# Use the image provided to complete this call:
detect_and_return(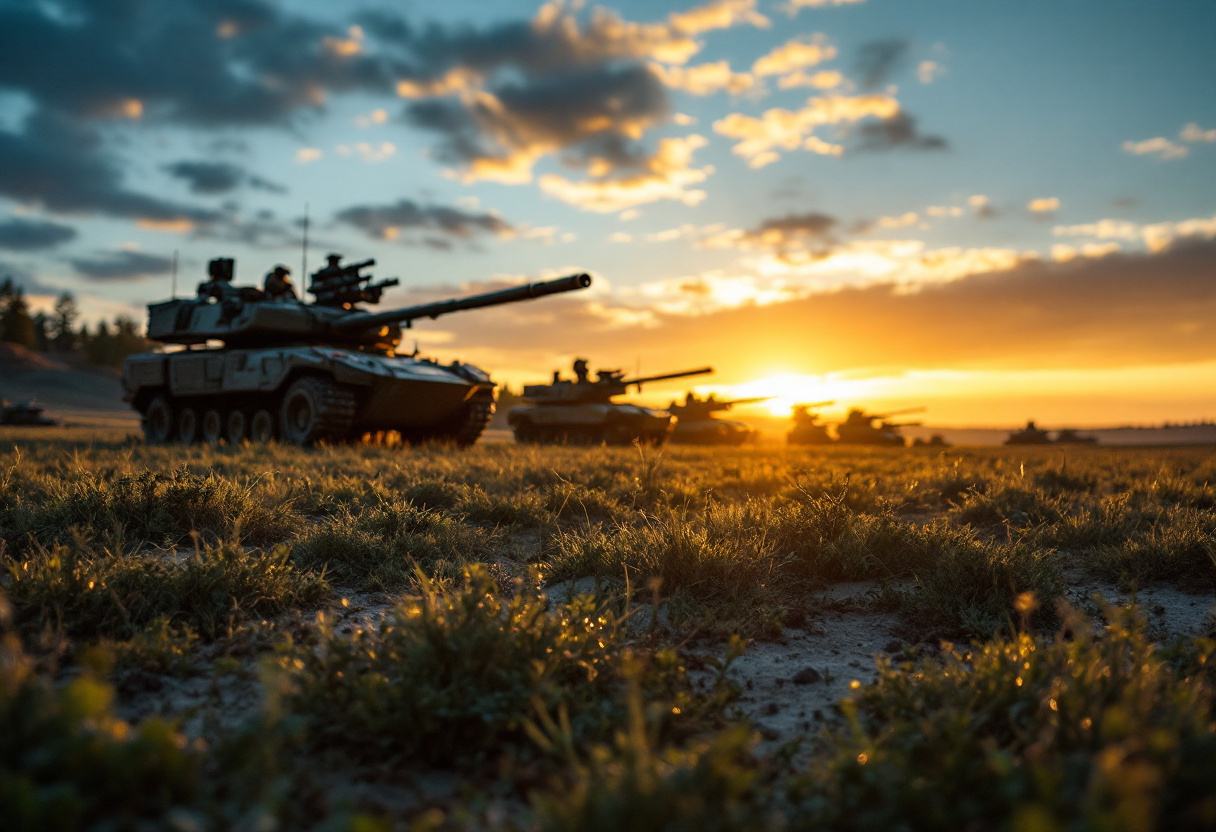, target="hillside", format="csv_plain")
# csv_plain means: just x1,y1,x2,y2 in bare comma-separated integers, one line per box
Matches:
0,343,137,426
